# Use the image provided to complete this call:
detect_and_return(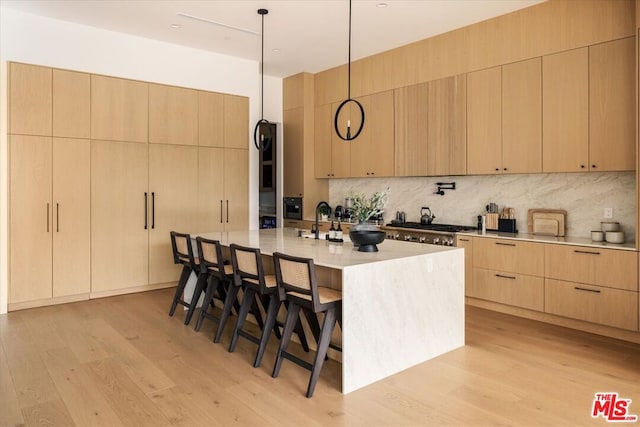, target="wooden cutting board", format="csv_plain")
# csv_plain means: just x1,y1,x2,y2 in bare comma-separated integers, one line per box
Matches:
527,209,567,236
